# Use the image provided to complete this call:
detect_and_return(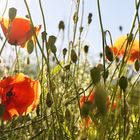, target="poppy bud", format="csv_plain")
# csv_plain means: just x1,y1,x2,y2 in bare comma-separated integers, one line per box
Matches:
65,108,71,121
94,85,107,115
0,104,5,117
105,45,113,62
134,59,140,72
64,64,70,71
71,49,77,63
46,92,53,108
84,45,89,54
58,20,65,30
27,39,34,54
63,48,67,56
73,11,78,24
27,57,30,65
99,53,103,58
9,7,17,22
48,35,57,46
41,31,47,41
50,45,57,54
90,67,101,85
119,76,128,92
81,102,92,117
79,26,83,33
119,26,123,32
88,13,92,24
